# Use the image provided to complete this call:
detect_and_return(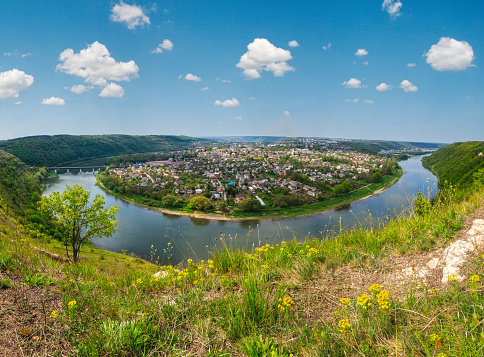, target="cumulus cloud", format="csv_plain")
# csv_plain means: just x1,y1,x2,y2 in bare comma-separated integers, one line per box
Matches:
344,98,359,103
288,40,299,48
152,39,173,54
14,101,22,105
407,63,416,67
342,78,362,88
375,83,392,91
323,43,332,50
42,97,65,105
4,50,31,58
56,41,139,87
362,61,369,65
110,2,150,30
0,69,34,99
70,84,89,94
236,38,294,79
215,98,240,107
382,0,402,17
99,83,125,98
364,100,374,104
200,87,209,91
425,37,475,71
355,48,368,57
184,73,201,82
230,116,242,120
400,80,418,92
